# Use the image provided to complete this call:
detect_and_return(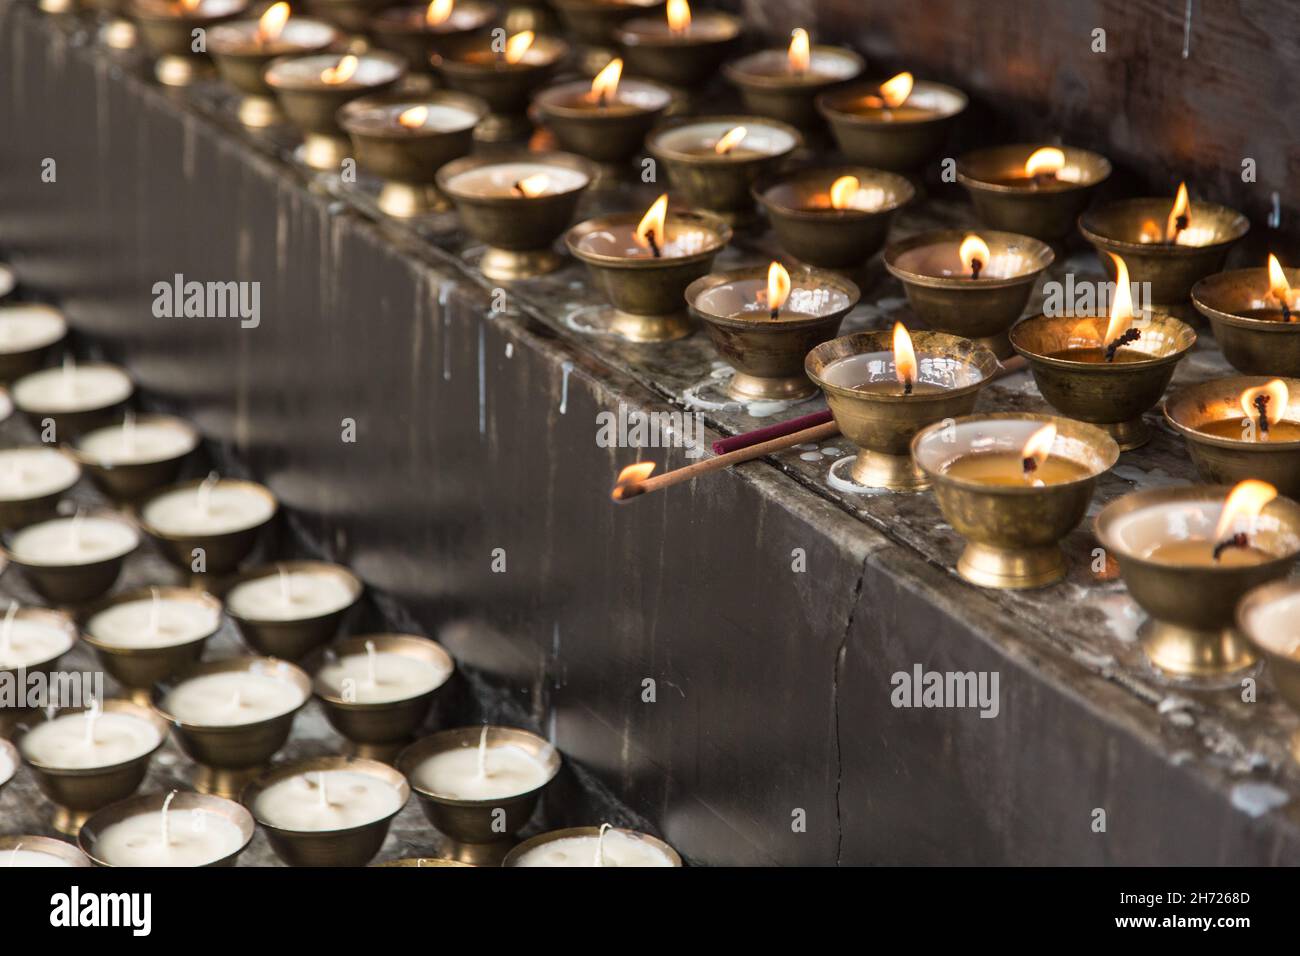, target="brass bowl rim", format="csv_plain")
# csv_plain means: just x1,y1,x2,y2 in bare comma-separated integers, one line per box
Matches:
685,264,860,331
16,698,170,776
955,142,1112,193
219,559,363,625
815,78,968,127
433,35,569,75
0,302,68,358
0,606,78,678
78,790,256,867
241,754,411,836
722,44,864,91
805,329,1000,404
532,76,674,121
1192,267,1300,331
0,442,82,500
1078,197,1250,255
1095,484,1300,569
396,725,561,807
645,113,804,165
369,0,497,33
1009,311,1197,371
551,0,662,10
615,8,740,45
150,654,312,731
69,412,200,469
12,360,135,416
502,825,683,867
1236,577,1300,661
338,89,489,138
912,412,1119,493
436,149,597,201
0,833,92,866
0,507,141,570
207,16,340,56
883,229,1056,290
565,210,732,270
132,476,280,543
264,49,409,92
752,164,916,221
312,632,455,707
127,0,248,24
371,856,475,866
1164,375,1300,451
78,584,224,657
